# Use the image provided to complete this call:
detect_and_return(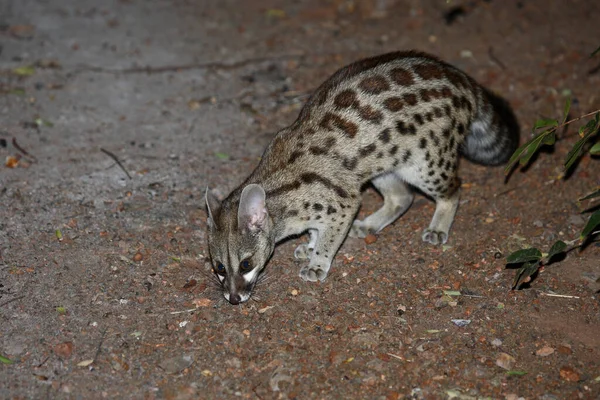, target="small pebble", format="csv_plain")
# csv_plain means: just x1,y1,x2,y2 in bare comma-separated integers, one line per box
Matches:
364,234,377,244
133,252,143,262
291,289,299,296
